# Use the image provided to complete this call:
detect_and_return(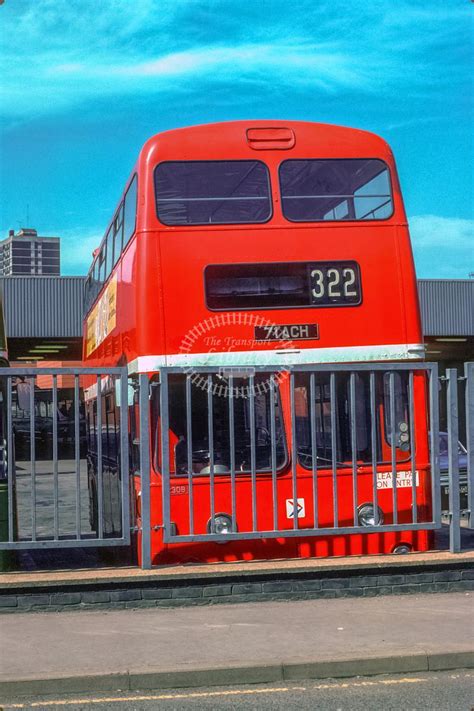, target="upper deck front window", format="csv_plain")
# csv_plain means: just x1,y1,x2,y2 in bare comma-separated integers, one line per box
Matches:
154,160,272,226
279,159,393,222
